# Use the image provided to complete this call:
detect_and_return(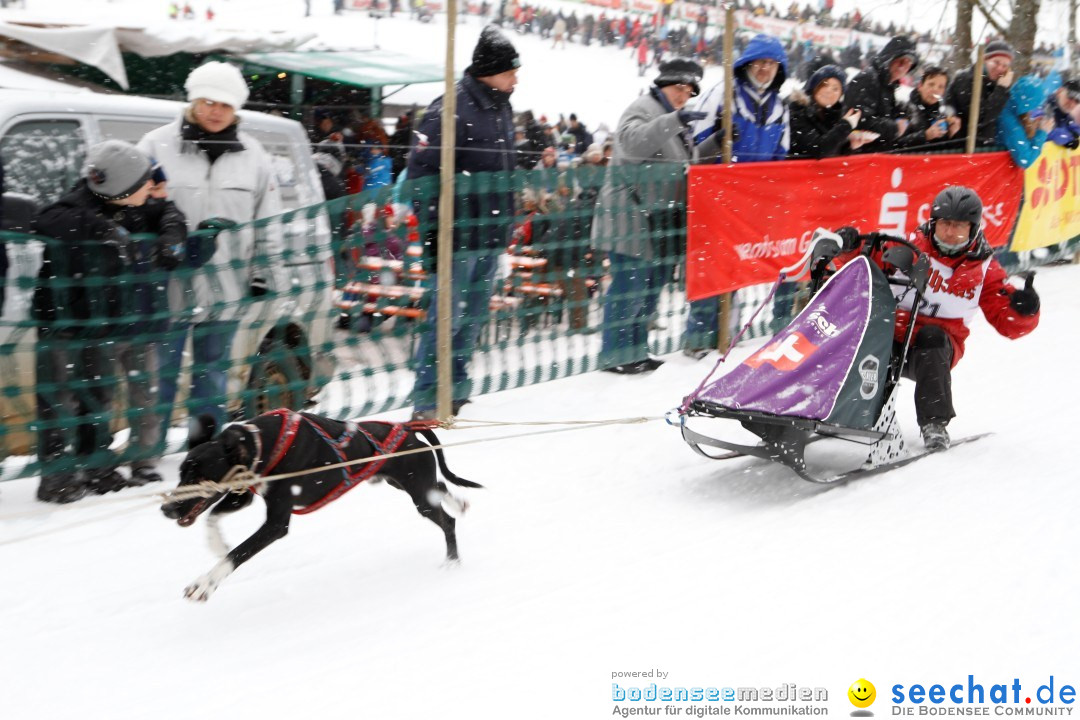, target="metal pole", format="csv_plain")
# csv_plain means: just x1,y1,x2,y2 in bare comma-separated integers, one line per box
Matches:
965,44,985,154
717,3,735,352
436,0,458,422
